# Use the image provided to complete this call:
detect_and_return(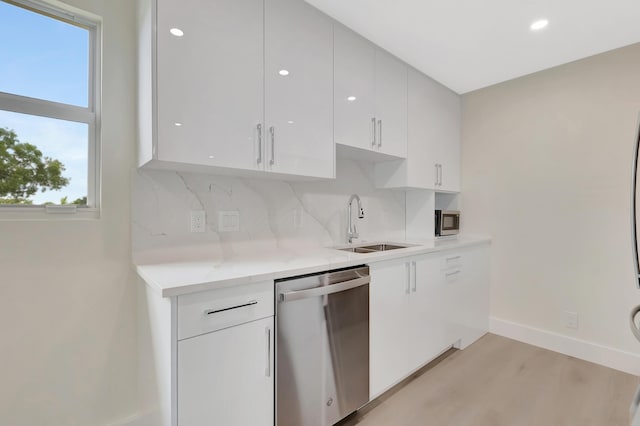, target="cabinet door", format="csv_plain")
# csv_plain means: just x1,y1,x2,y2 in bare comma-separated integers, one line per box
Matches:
156,0,264,170
443,247,490,349
178,317,274,426
456,247,490,348
334,25,376,151
407,254,449,372
265,0,334,178
374,49,408,158
432,82,461,192
407,68,439,189
369,259,411,398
